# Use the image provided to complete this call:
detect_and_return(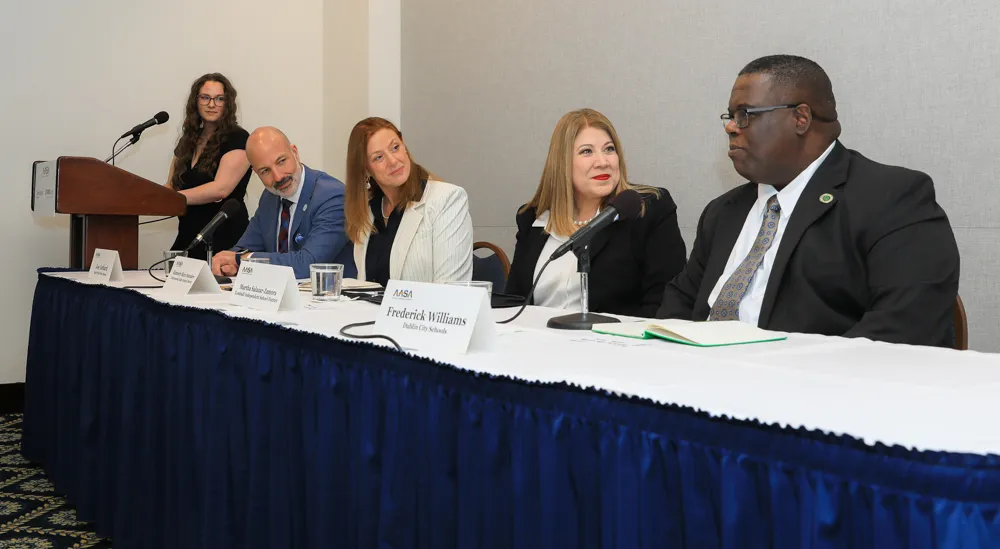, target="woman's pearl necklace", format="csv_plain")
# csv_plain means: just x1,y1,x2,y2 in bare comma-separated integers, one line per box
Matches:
381,195,393,221
573,208,601,227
